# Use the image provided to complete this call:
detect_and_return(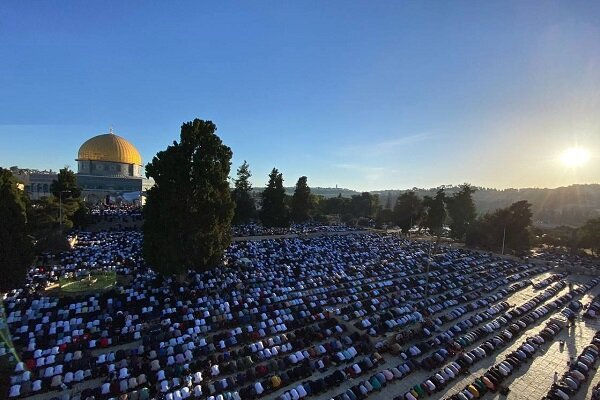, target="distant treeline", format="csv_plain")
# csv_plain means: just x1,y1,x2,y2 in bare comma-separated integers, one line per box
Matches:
252,184,600,227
